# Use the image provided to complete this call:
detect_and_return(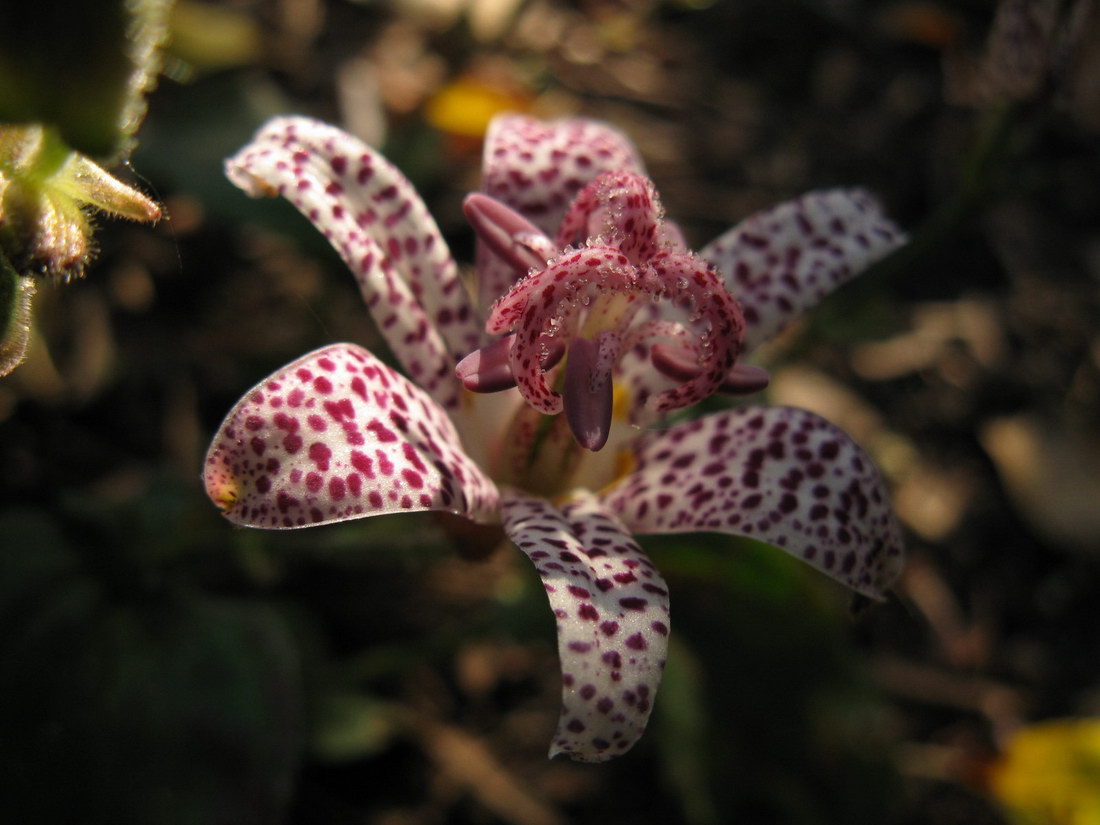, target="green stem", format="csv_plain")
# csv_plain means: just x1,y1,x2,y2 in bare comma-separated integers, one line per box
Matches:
0,247,37,377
